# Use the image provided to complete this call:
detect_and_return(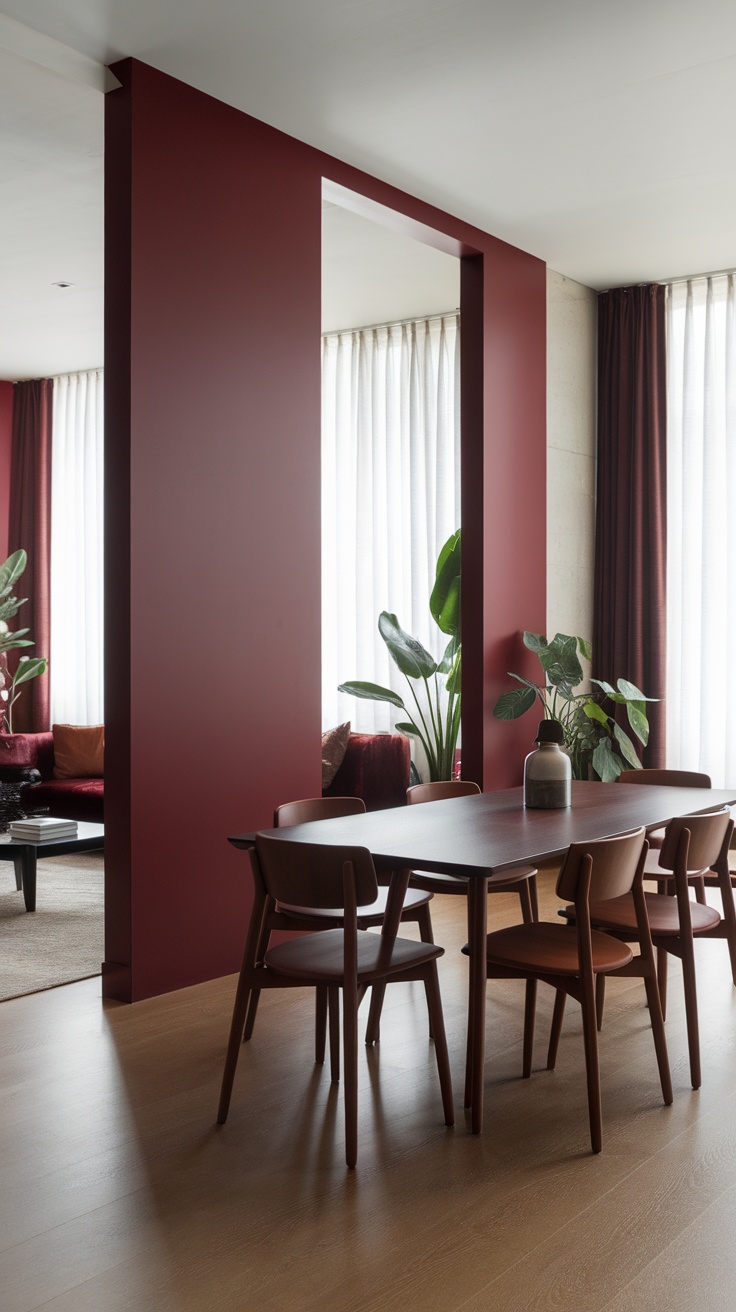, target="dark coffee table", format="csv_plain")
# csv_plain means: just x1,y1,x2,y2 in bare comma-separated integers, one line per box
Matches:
0,821,105,912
